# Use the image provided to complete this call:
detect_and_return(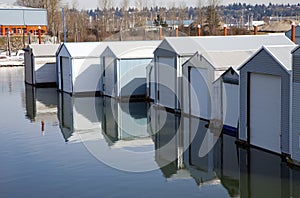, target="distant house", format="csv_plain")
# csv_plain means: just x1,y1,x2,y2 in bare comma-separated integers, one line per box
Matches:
285,25,300,44
238,45,295,155
101,40,160,98
56,42,107,95
0,3,47,35
24,44,59,87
